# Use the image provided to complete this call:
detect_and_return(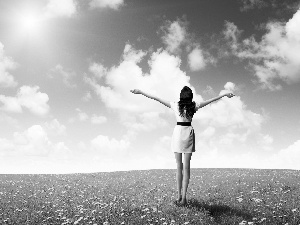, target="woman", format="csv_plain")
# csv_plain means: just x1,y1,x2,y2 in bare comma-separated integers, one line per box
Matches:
130,86,234,206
